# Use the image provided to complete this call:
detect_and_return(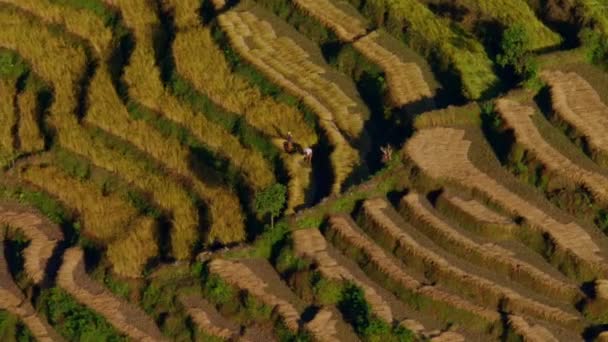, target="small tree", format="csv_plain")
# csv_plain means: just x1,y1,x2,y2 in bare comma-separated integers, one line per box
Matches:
497,25,539,86
254,183,287,229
